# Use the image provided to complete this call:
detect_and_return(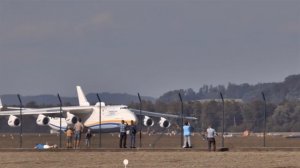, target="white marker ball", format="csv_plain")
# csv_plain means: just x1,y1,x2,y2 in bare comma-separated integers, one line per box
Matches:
123,159,129,165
